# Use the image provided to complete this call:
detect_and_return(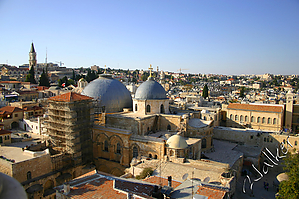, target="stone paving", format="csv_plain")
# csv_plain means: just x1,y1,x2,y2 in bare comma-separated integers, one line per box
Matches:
234,165,283,199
